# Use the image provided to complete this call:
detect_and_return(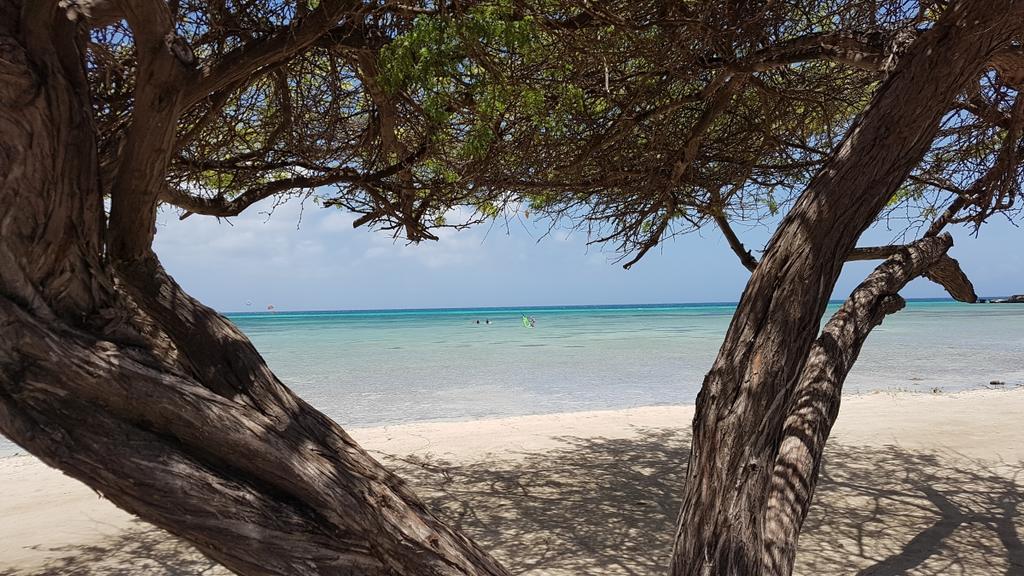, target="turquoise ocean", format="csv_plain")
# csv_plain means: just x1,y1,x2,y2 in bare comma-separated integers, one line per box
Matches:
1,300,1022,456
